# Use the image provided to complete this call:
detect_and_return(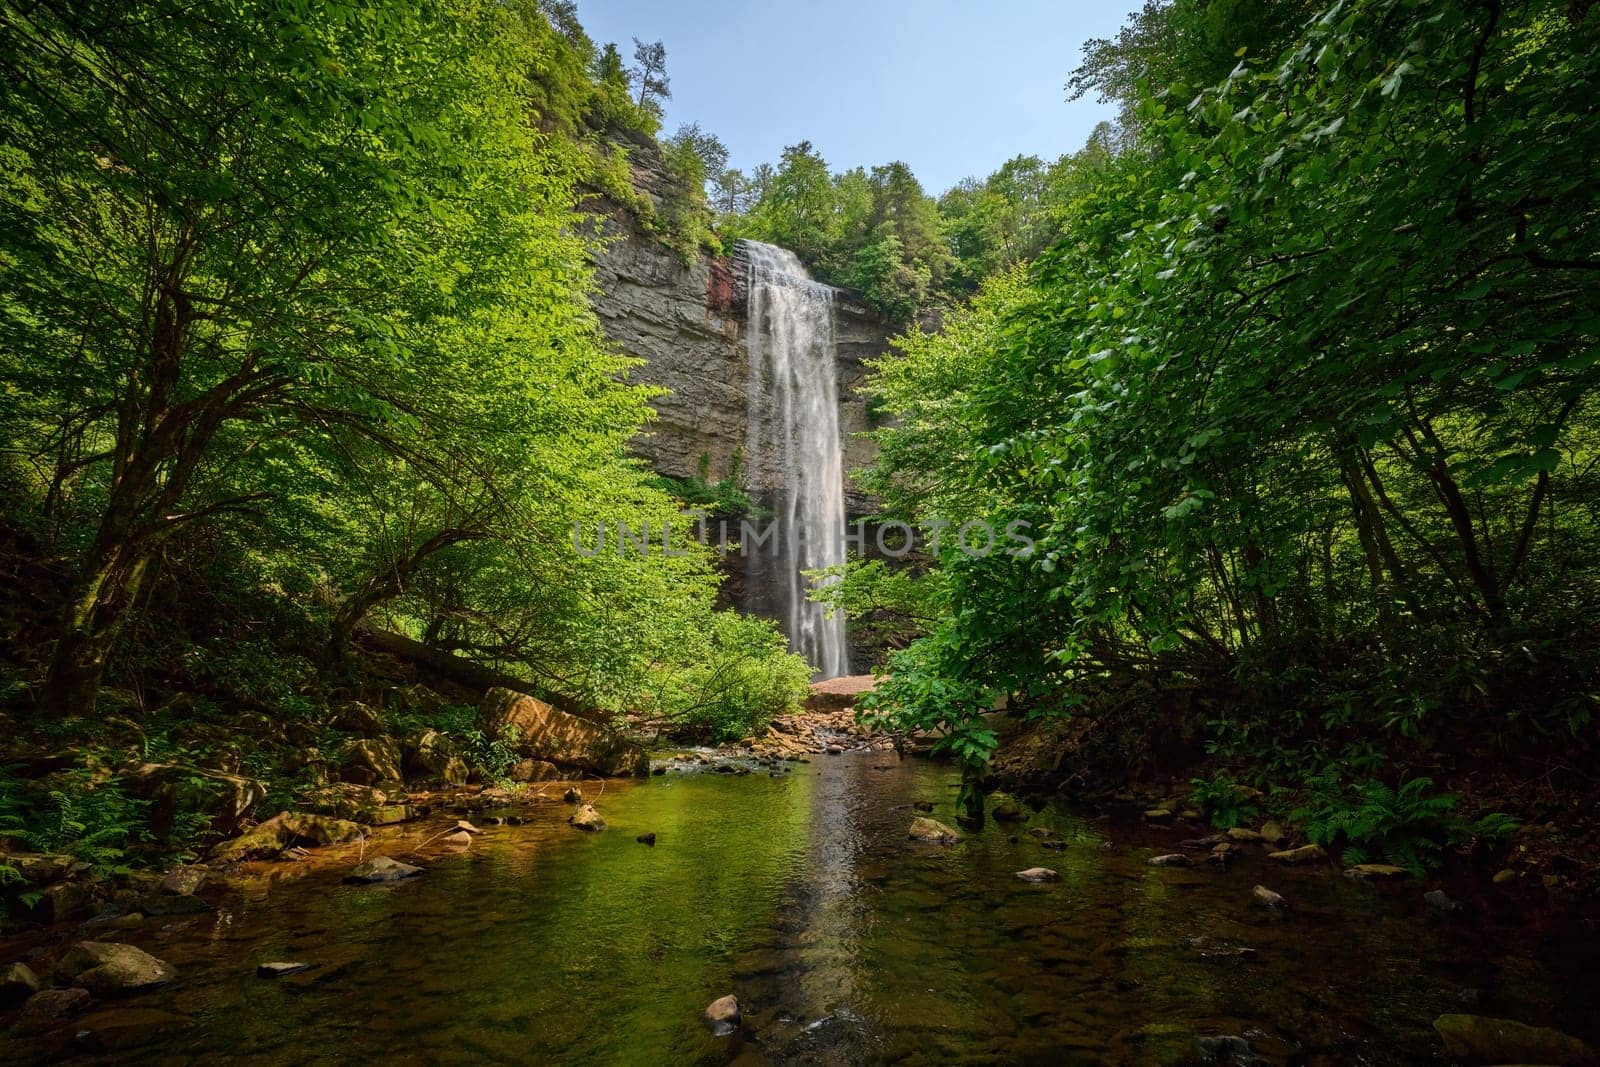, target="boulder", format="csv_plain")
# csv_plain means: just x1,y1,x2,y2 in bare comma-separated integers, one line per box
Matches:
1226,827,1262,842
337,737,404,786
56,942,178,994
257,961,312,978
511,758,562,783
563,786,584,805
477,688,647,777
159,867,206,896
210,811,367,863
304,782,413,826
1432,1013,1593,1065
702,993,741,1036
120,762,261,836
440,830,473,847
0,961,41,1006
403,729,468,786
1268,843,1326,865
1015,867,1060,883
1148,853,1190,867
568,805,606,832
908,817,961,845
1344,863,1410,881
343,856,423,884
991,797,1025,821
1143,808,1173,822
1259,820,1286,844
37,880,99,923
1252,885,1286,908
5,852,73,884
330,700,386,738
